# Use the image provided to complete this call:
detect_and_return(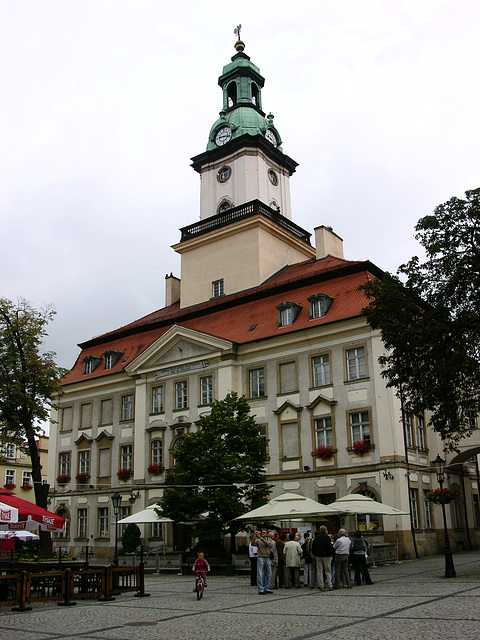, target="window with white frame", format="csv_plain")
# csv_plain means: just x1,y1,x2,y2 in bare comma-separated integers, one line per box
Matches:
5,469,15,485
98,507,109,537
277,302,301,327
409,488,419,529
424,491,433,529
249,367,265,398
417,415,426,450
120,444,133,470
22,471,32,487
152,521,164,539
212,279,224,297
349,411,370,444
78,450,90,474
5,443,15,459
312,354,330,387
308,294,333,319
152,386,164,413
315,417,333,447
151,440,163,466
200,375,213,405
346,346,367,381
175,380,188,409
122,394,134,421
77,508,88,539
103,350,122,371
404,414,414,448
59,452,71,476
